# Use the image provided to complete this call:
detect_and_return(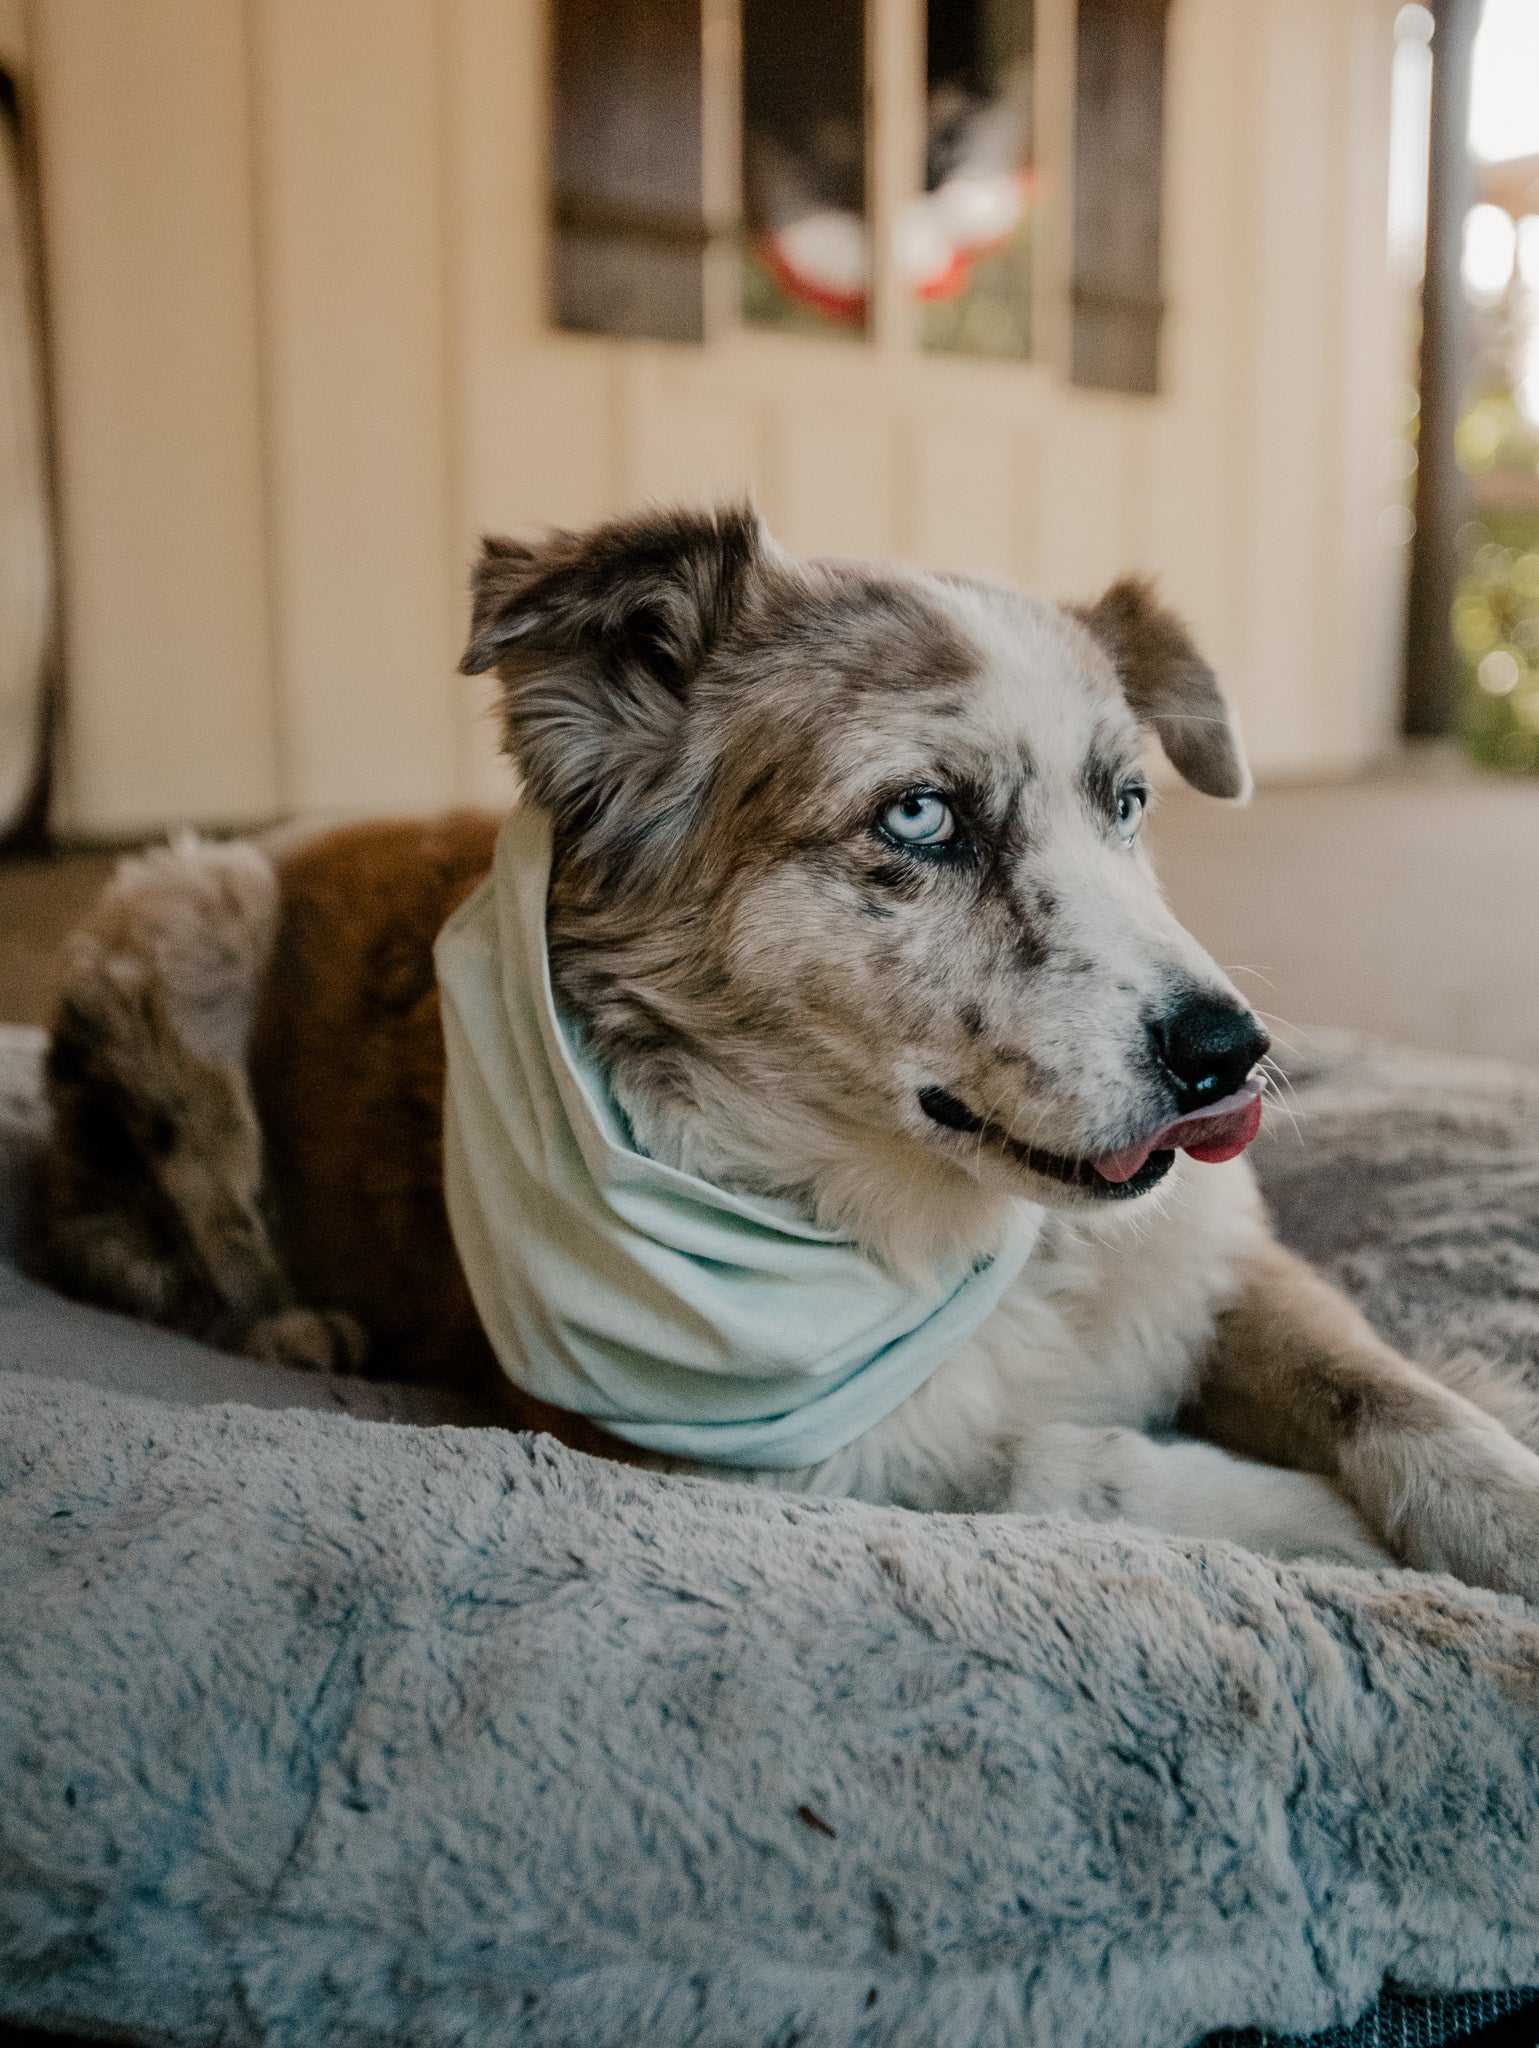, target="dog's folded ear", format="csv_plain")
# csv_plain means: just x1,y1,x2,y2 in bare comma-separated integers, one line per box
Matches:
1076,578,1251,802
460,504,767,854
461,505,764,682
